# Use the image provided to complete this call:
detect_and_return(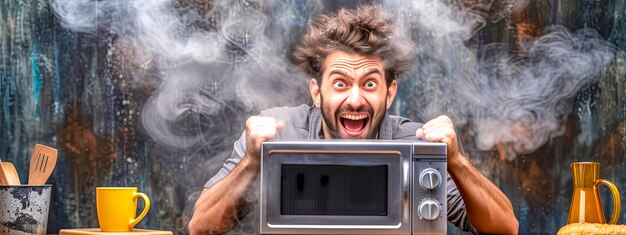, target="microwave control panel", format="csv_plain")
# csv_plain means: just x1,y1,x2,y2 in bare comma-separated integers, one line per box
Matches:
412,142,447,234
